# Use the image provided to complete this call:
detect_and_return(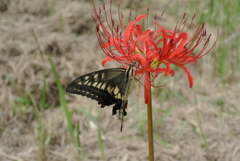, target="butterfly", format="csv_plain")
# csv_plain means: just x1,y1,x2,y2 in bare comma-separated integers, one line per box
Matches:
66,62,135,131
